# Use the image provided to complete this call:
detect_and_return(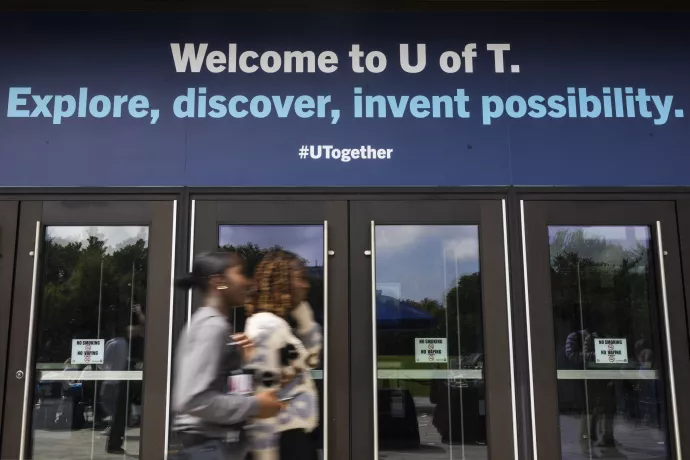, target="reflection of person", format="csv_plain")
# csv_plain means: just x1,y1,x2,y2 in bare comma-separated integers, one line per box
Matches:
172,252,283,459
101,330,128,454
564,311,622,457
244,250,323,460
